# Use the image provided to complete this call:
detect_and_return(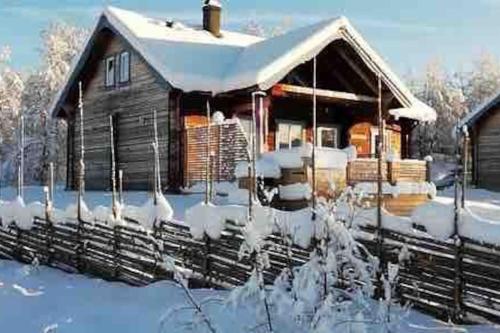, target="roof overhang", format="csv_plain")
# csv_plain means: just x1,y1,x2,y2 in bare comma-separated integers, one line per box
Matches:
49,6,436,123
